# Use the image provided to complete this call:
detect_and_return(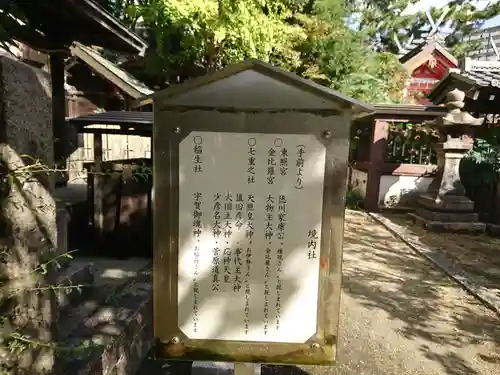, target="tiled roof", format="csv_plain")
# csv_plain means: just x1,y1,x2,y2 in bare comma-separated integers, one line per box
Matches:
460,70,500,87
428,59,500,104
460,59,500,87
